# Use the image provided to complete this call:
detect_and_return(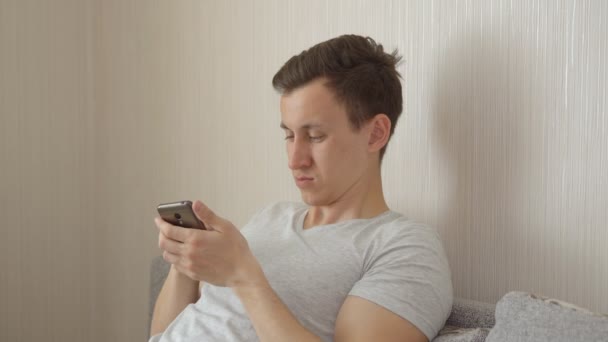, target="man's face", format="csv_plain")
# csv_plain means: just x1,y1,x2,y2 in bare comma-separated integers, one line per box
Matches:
280,78,372,206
